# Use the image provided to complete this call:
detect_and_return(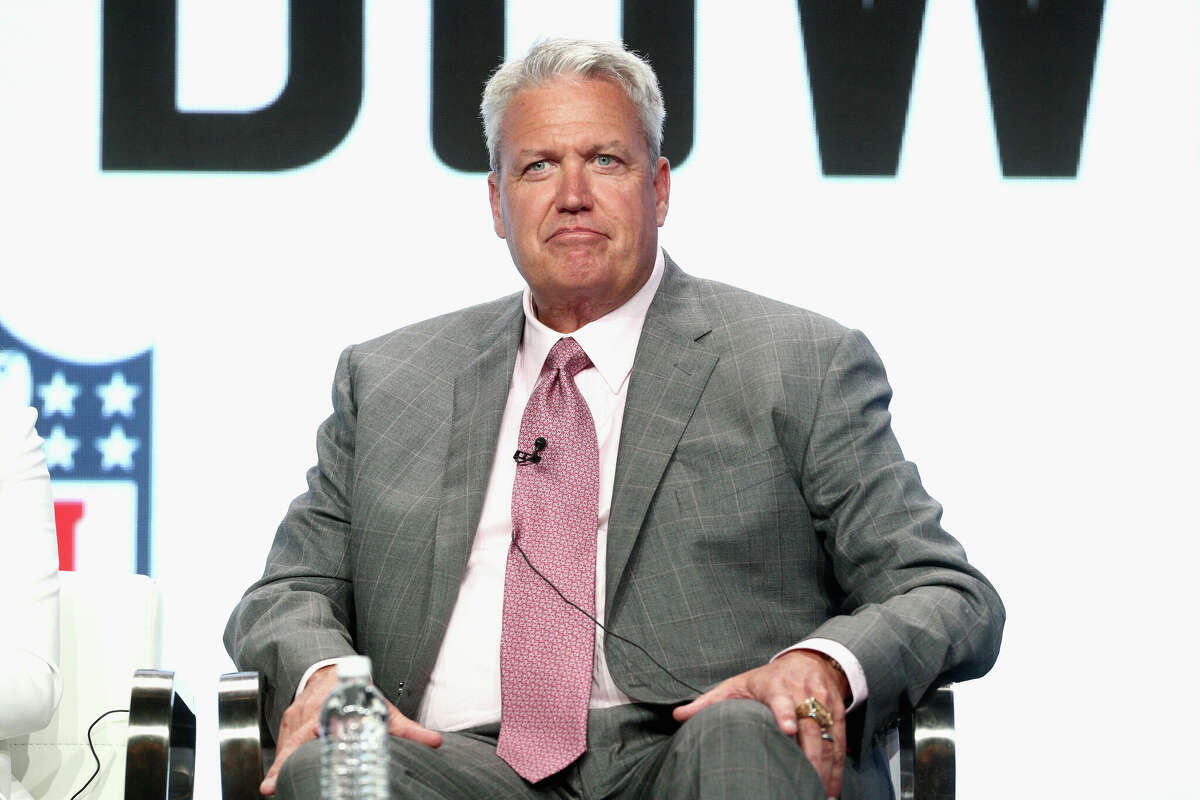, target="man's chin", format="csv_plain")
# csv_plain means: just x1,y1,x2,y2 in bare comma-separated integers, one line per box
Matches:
540,252,610,283
543,240,609,266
